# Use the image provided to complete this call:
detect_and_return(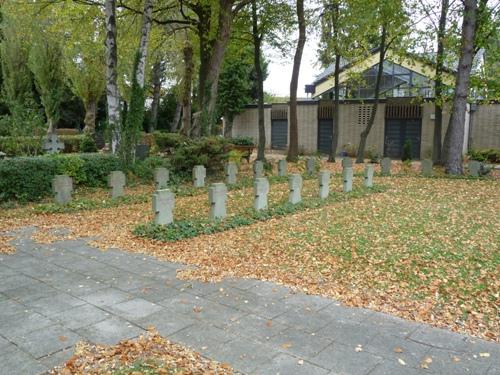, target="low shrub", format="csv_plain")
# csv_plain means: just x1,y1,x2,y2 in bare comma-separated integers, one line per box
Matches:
468,148,500,163
130,156,170,183
228,136,255,146
80,134,98,153
0,134,85,156
169,136,229,177
402,139,413,161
